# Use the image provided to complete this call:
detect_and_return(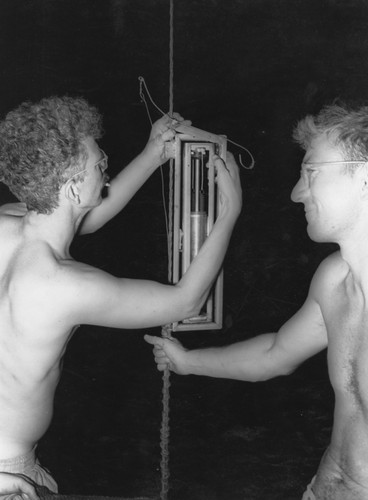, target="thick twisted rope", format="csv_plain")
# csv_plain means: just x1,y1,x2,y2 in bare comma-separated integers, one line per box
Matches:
159,1,174,500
